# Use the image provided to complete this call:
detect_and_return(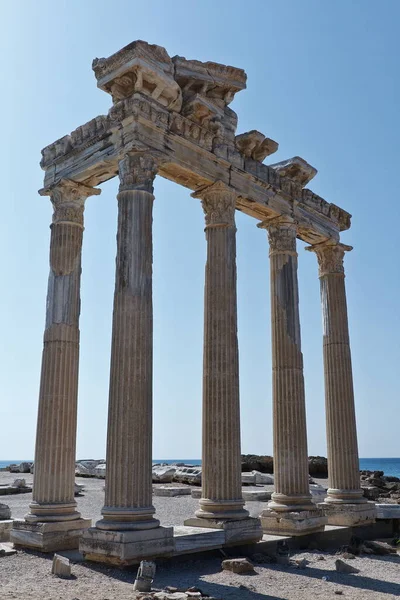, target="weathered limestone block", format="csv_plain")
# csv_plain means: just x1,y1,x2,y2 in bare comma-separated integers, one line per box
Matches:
152,465,176,483
0,504,11,519
0,521,13,543
235,130,278,161
93,40,182,110
153,487,191,497
173,467,201,486
270,156,317,187
222,558,255,574
52,554,72,578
